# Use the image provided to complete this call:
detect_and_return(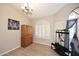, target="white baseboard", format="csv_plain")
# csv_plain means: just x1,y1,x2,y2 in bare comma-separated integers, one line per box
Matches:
0,46,20,56
33,41,51,46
